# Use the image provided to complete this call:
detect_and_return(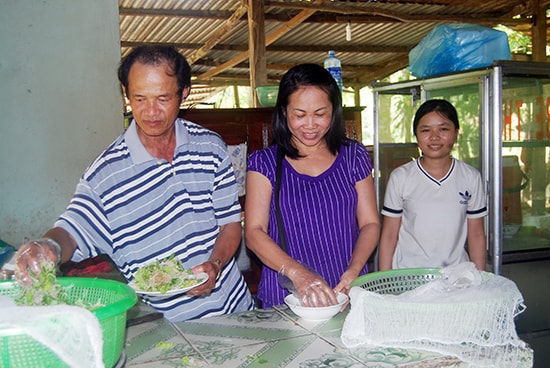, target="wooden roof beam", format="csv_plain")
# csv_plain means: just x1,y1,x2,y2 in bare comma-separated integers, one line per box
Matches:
120,5,532,28
121,41,411,54
186,3,248,65
263,0,533,24
197,0,330,80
